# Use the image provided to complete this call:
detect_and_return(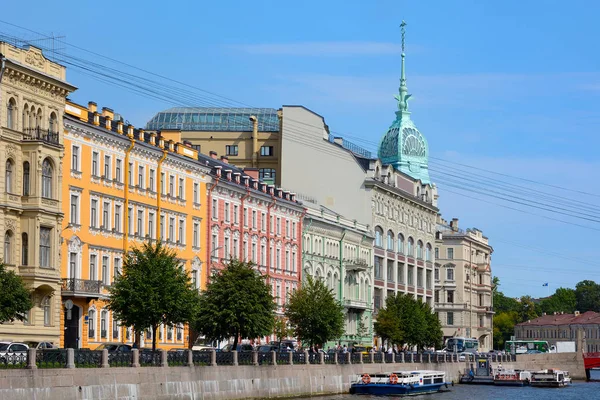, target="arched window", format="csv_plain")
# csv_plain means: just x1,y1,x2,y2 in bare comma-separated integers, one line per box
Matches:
49,112,58,133
7,98,16,130
23,162,30,196
42,159,53,198
29,105,36,130
5,159,14,193
21,233,28,266
386,230,394,251
426,243,432,261
42,296,51,326
4,230,13,264
397,234,405,254
417,240,424,259
36,107,43,129
100,310,108,338
407,237,414,256
374,226,383,247
88,309,96,338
